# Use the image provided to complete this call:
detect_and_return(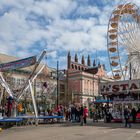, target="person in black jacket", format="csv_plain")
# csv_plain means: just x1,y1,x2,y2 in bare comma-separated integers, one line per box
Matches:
124,107,131,128
131,108,137,123
79,105,84,126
